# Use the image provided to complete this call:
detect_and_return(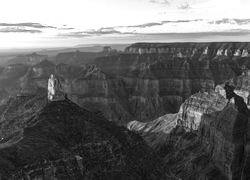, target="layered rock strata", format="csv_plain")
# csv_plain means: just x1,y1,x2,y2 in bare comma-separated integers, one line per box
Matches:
125,42,250,58
0,42,249,124
128,88,250,179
